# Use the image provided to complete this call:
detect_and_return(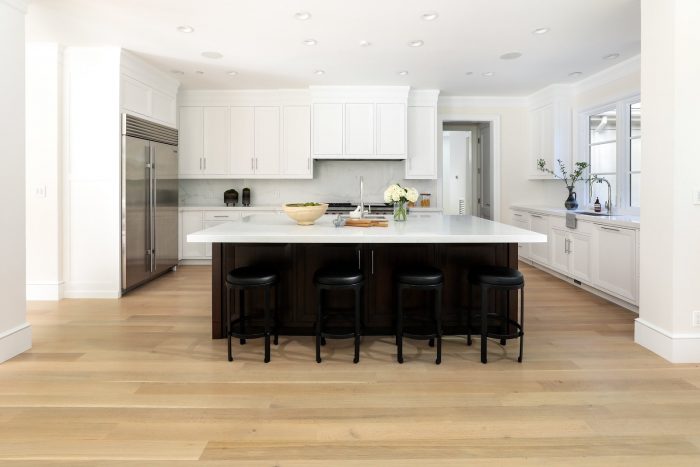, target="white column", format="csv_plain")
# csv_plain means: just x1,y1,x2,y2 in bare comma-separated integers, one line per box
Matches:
635,0,700,362
0,0,31,362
